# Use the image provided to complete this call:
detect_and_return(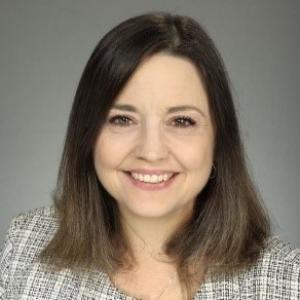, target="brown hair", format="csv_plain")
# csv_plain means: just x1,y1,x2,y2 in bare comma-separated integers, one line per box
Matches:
40,11,272,299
